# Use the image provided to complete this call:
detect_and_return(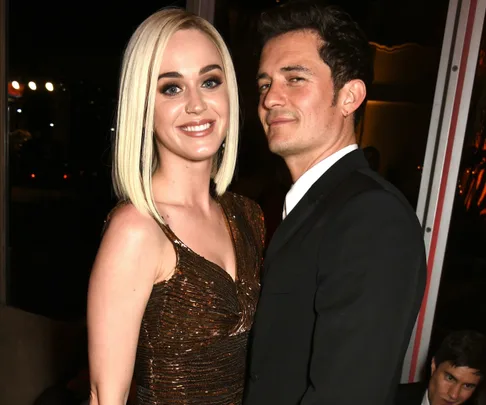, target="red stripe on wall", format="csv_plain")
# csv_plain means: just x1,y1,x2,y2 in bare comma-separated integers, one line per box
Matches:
408,0,478,381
